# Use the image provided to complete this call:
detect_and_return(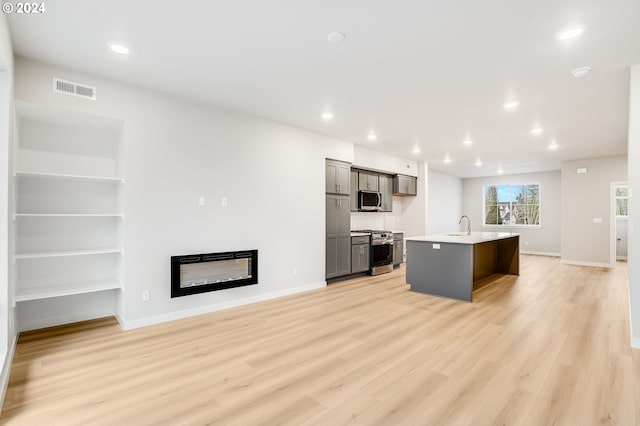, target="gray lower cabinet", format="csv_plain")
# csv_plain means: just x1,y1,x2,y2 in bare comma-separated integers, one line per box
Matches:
393,232,404,265
393,175,417,196
326,194,351,279
351,236,370,273
326,159,351,195
380,174,393,212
